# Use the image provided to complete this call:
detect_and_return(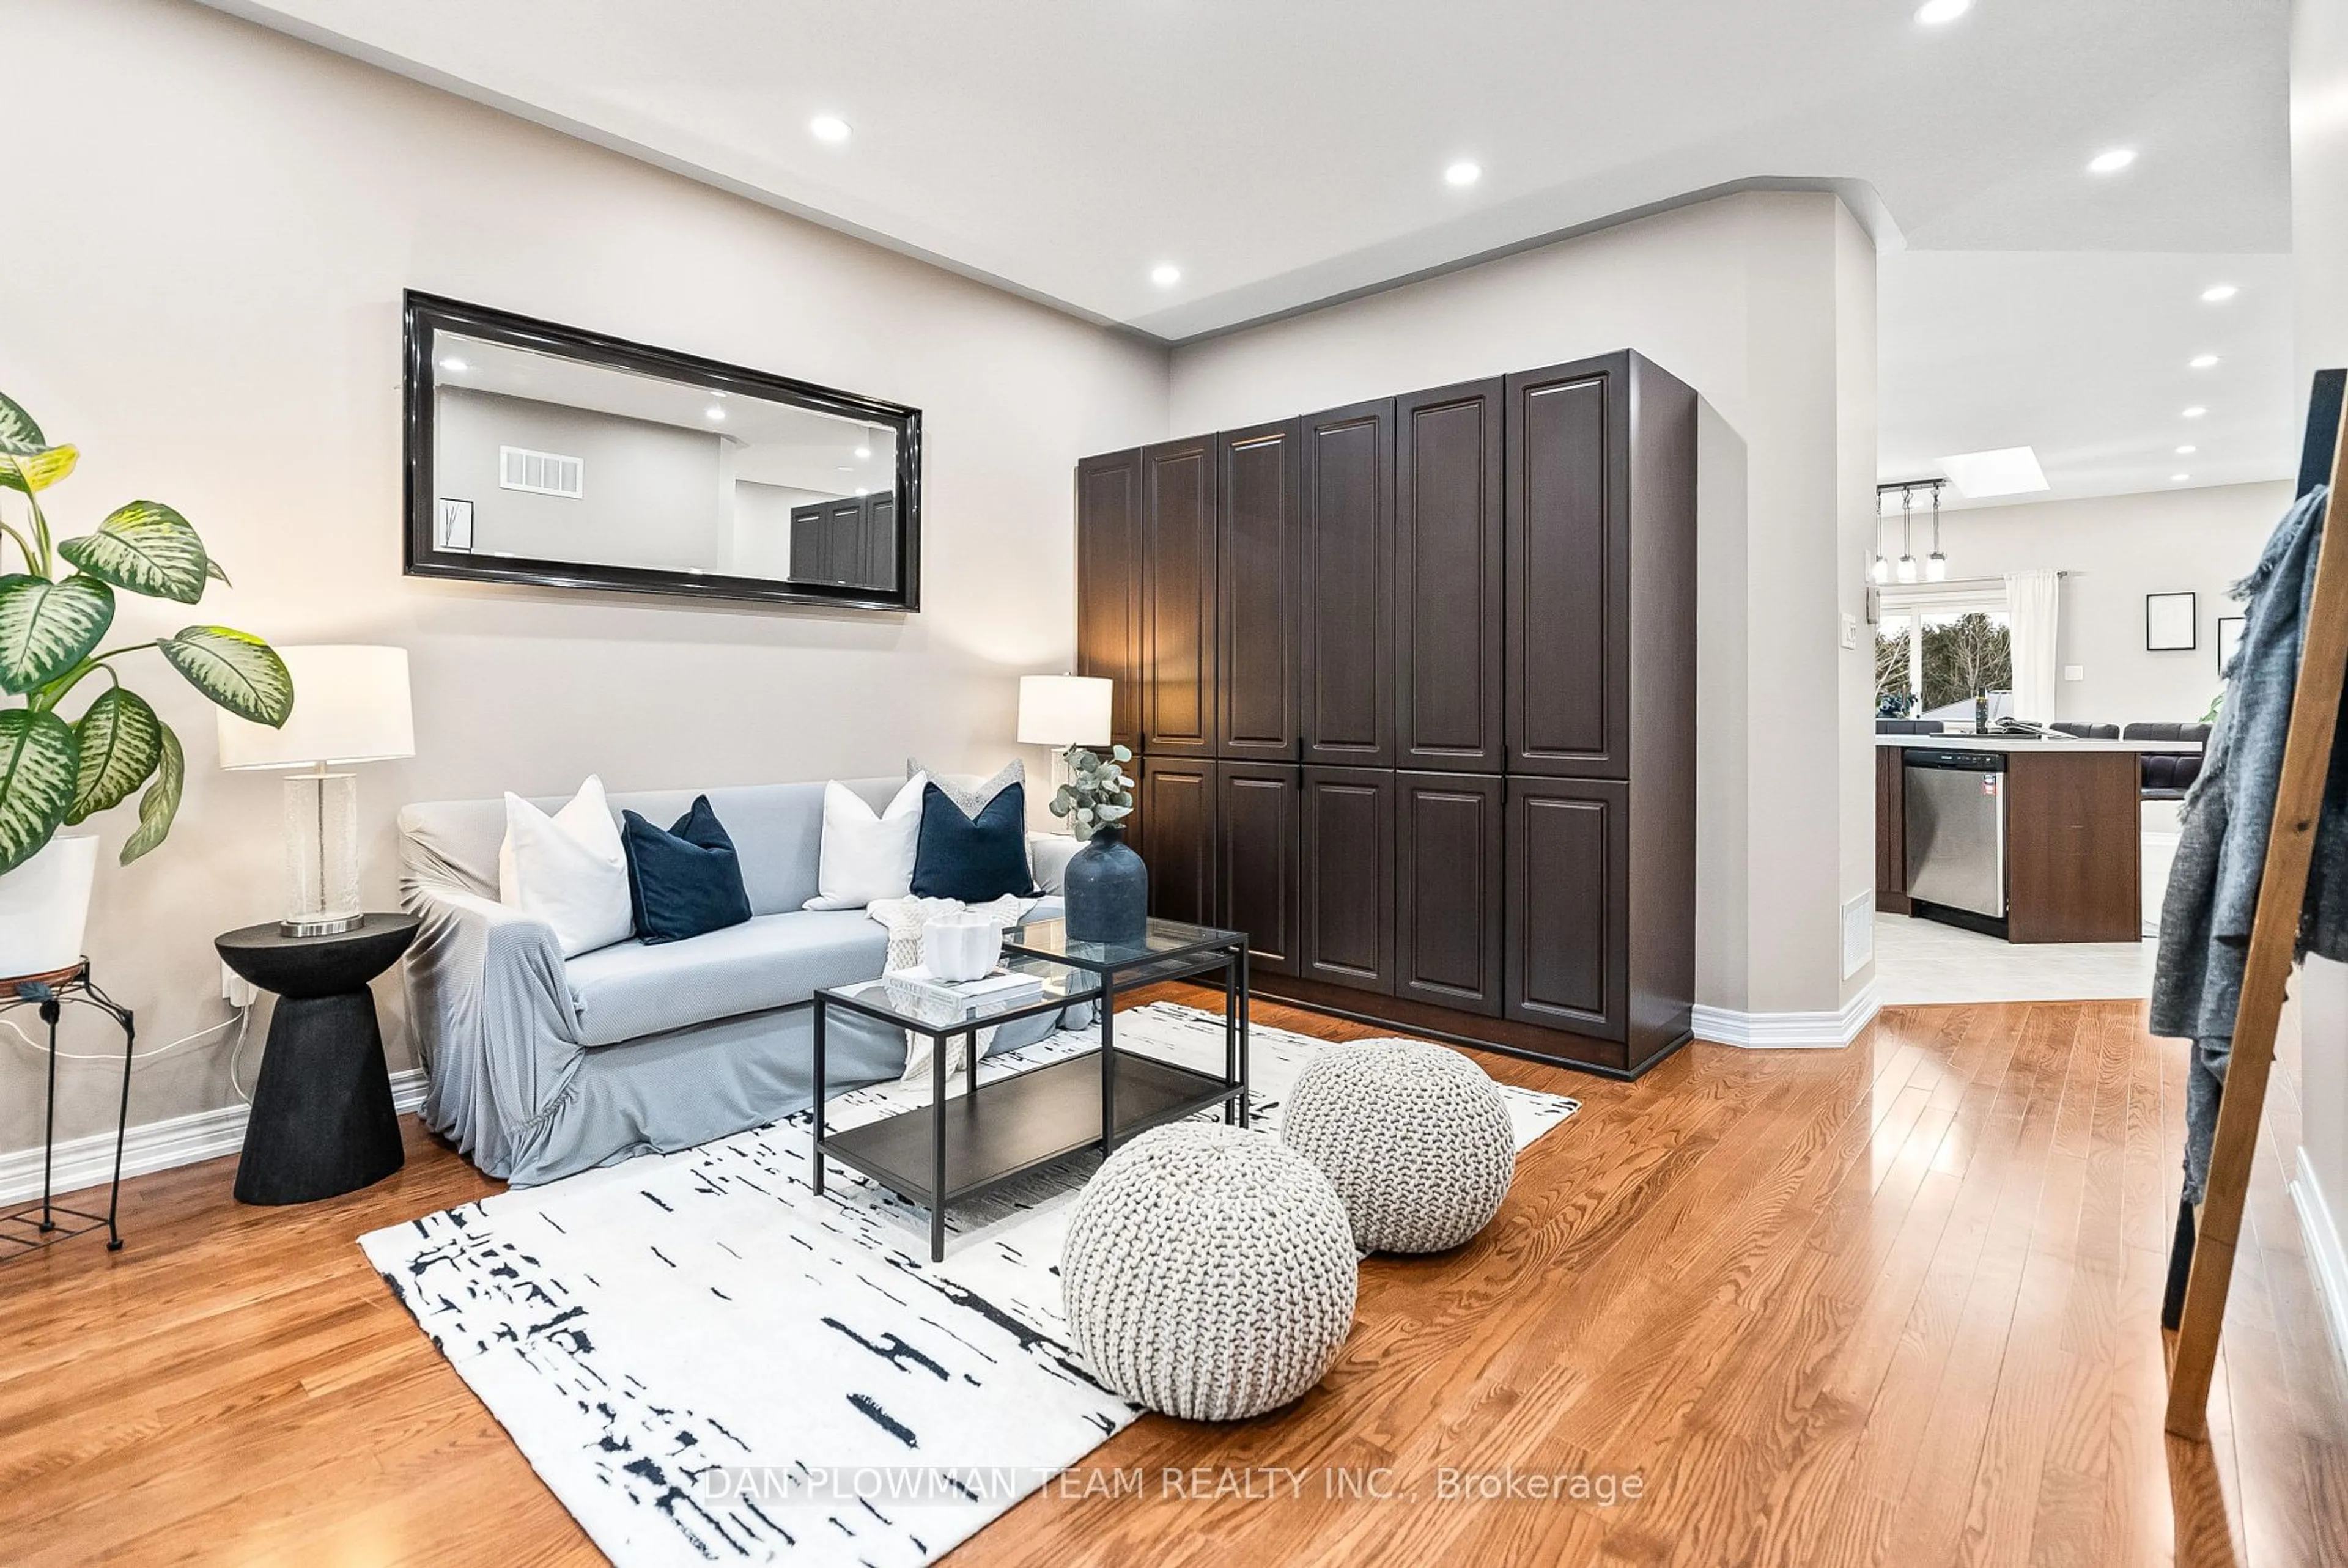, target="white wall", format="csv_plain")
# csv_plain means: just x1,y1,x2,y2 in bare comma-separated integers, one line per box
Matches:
1170,191,1880,1019
2291,0,2348,1363
1908,480,2292,726
436,388,728,572
0,0,1167,1156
